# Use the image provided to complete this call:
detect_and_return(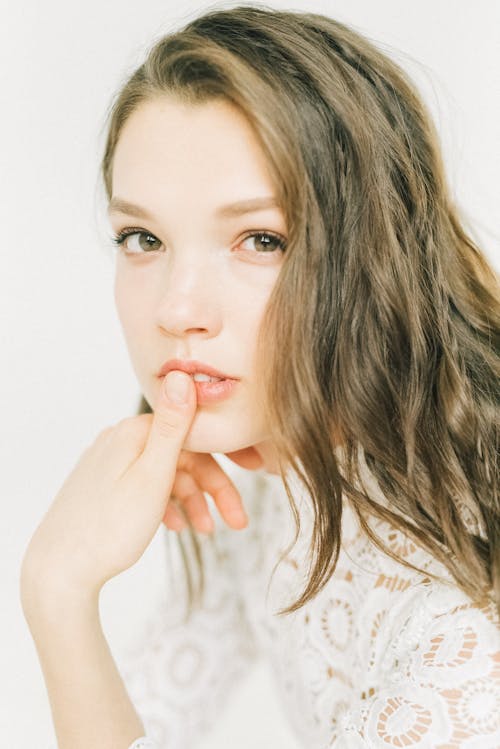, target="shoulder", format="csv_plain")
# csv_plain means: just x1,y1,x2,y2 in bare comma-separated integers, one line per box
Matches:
333,495,500,747
335,585,500,748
